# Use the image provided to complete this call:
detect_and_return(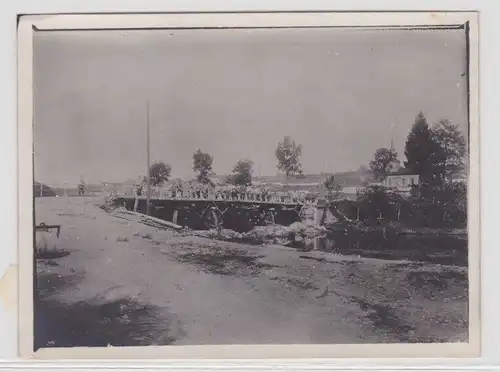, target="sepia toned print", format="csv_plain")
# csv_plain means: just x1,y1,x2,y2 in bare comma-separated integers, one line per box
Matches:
17,13,480,359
